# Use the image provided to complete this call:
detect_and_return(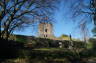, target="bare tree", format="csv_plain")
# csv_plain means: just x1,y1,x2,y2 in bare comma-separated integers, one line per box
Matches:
63,0,96,39
90,0,96,36
79,20,89,43
0,0,57,39
72,0,96,36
